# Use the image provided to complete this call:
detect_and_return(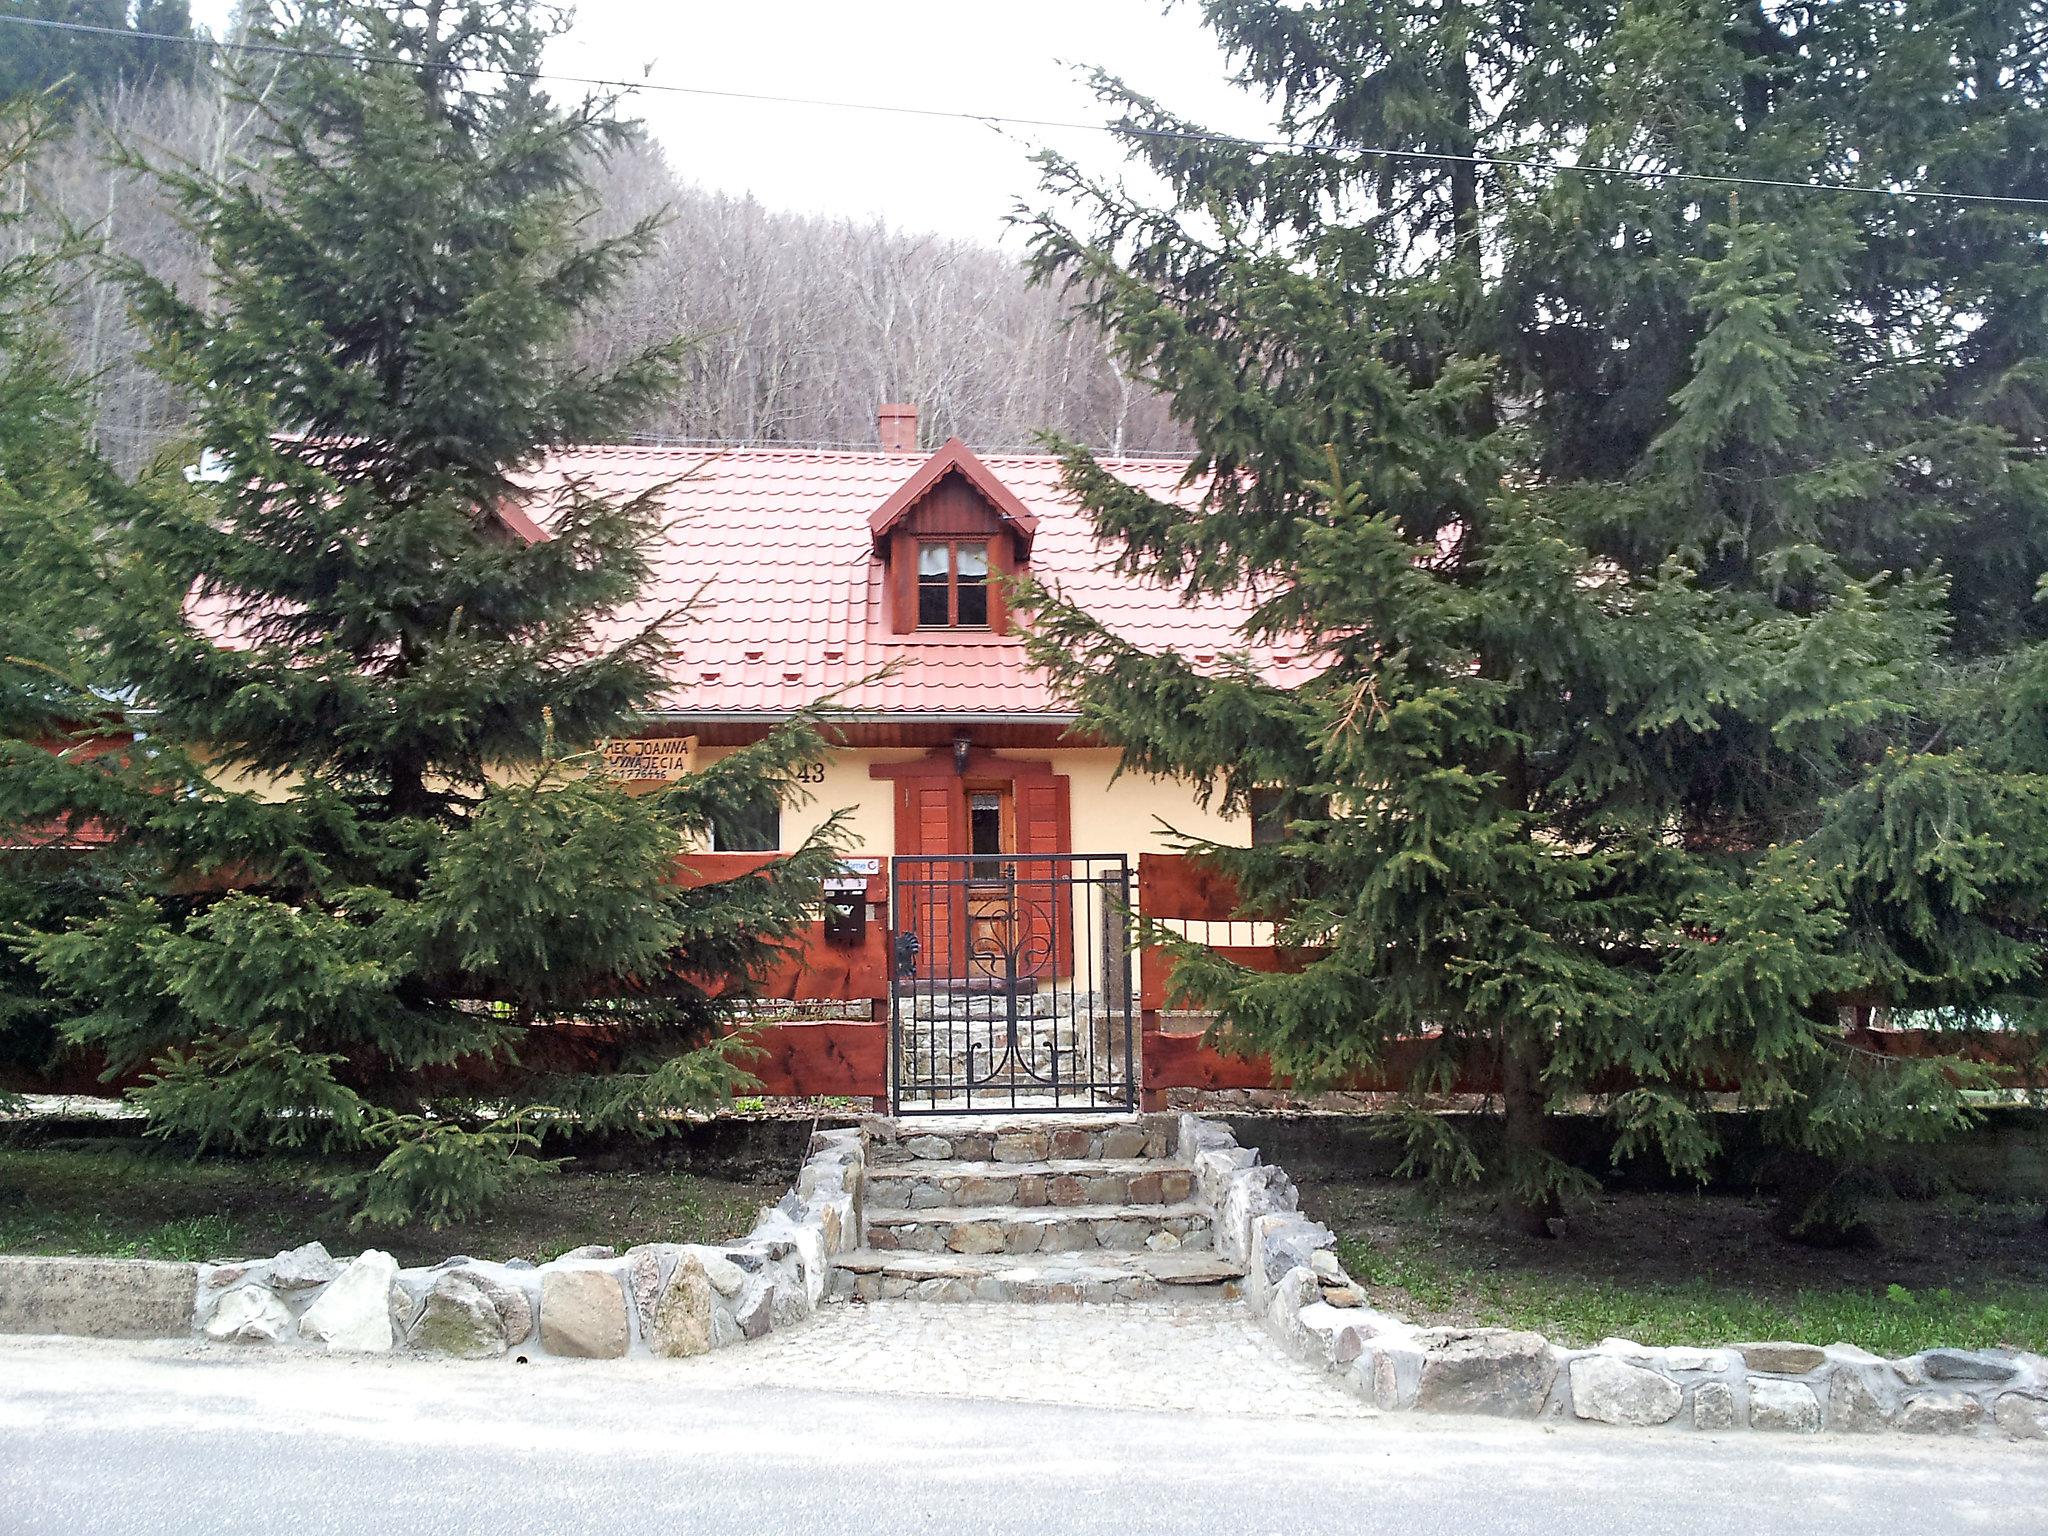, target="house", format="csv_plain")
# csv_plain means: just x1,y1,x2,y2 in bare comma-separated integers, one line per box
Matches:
528,404,1309,1110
